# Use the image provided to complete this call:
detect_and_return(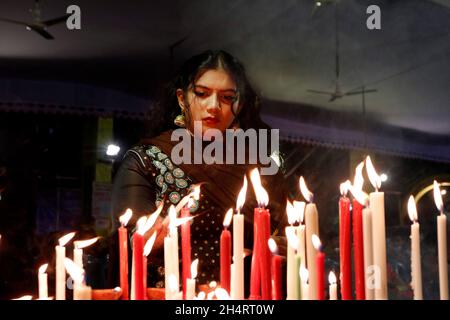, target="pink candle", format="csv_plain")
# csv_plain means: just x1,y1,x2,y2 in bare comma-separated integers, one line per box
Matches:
268,239,282,300
118,209,132,300
220,209,233,293
339,181,352,300
181,206,191,299
313,234,325,300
